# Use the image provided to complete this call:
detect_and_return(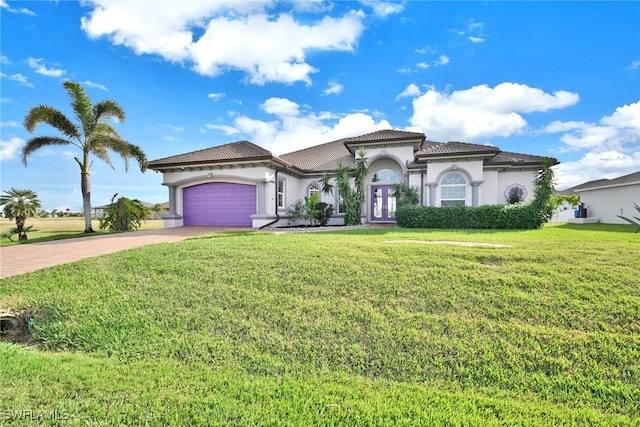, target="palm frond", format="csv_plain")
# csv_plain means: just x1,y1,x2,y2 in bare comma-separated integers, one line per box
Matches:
93,100,126,124
92,135,148,172
24,105,81,140
90,144,114,169
63,81,94,136
21,136,74,166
